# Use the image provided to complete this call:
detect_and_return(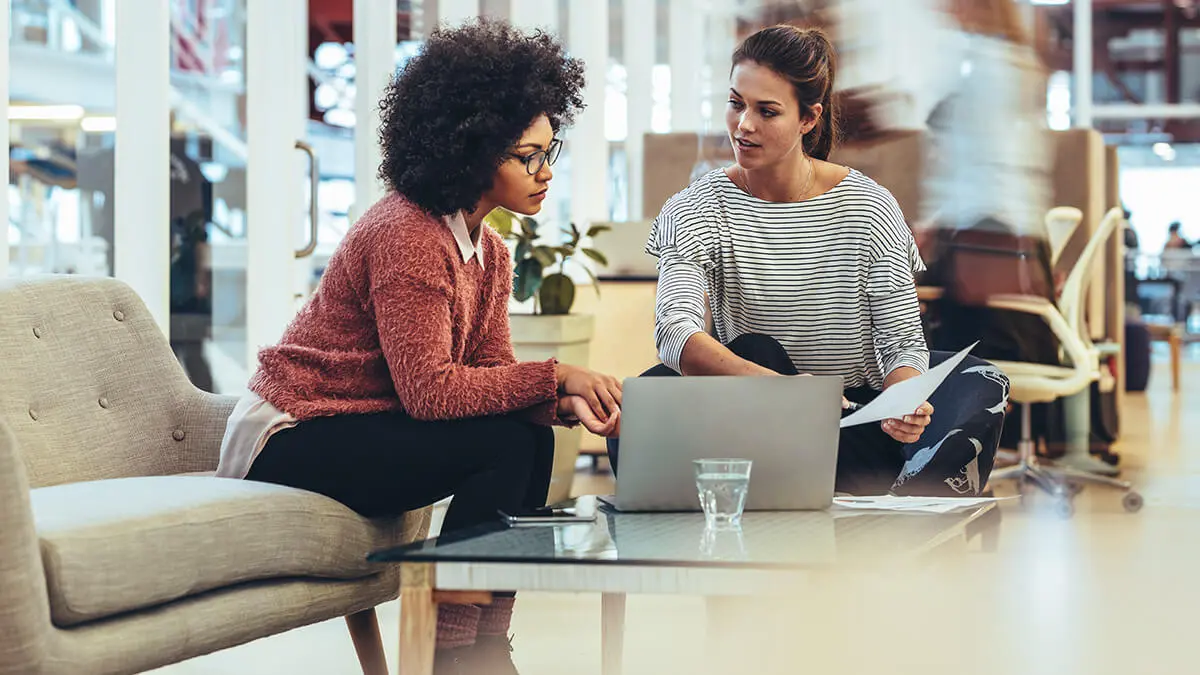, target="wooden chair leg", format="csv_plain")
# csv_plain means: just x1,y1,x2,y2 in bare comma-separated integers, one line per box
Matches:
346,608,388,675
